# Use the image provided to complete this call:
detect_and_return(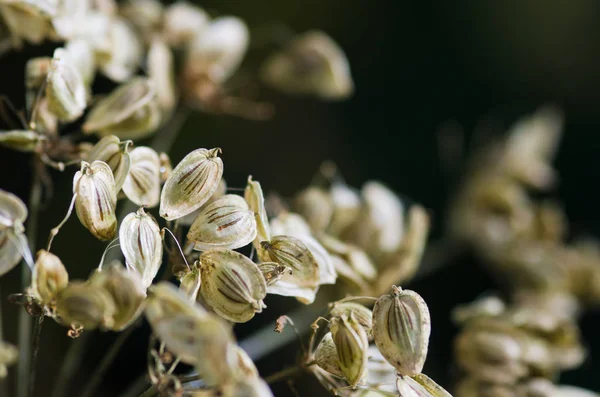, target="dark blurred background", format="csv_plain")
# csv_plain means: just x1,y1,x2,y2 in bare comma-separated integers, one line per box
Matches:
2,0,600,396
